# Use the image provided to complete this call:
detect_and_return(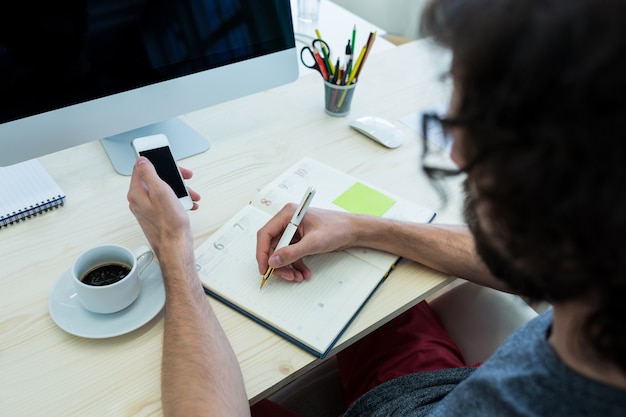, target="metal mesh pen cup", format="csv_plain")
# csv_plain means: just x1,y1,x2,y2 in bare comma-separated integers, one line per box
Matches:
324,81,357,117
